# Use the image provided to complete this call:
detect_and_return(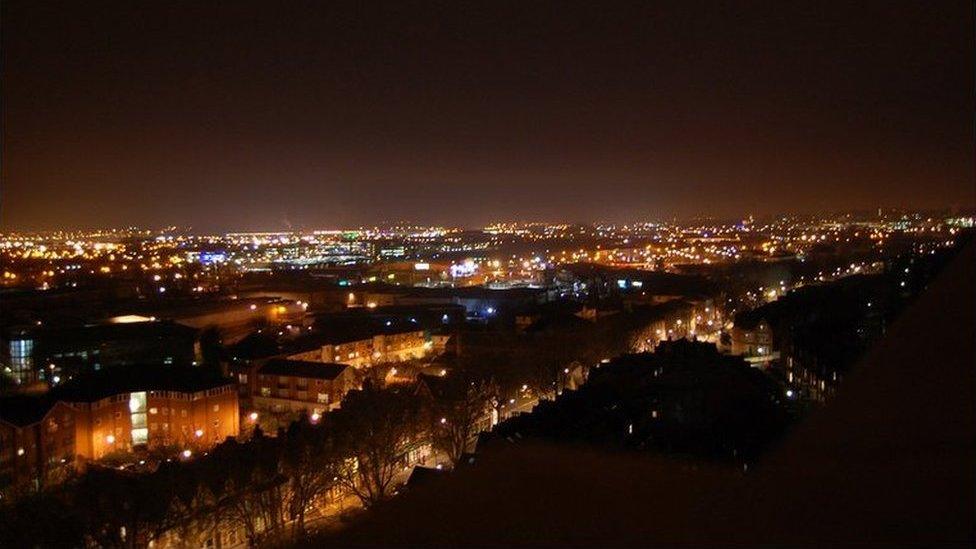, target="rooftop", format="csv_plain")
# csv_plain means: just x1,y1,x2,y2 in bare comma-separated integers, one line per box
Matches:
50,365,233,402
0,394,60,427
258,359,349,380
